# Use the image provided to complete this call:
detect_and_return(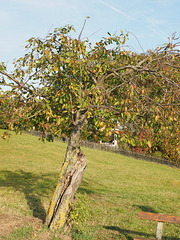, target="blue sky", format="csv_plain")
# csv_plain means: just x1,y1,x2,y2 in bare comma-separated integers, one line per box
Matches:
1,0,180,69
